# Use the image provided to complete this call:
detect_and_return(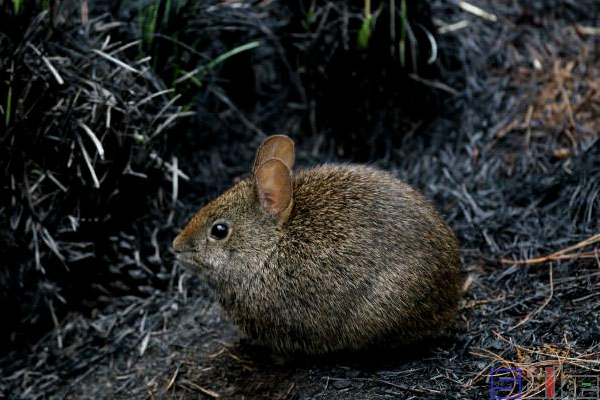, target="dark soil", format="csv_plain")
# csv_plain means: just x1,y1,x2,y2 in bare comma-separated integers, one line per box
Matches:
1,0,599,399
